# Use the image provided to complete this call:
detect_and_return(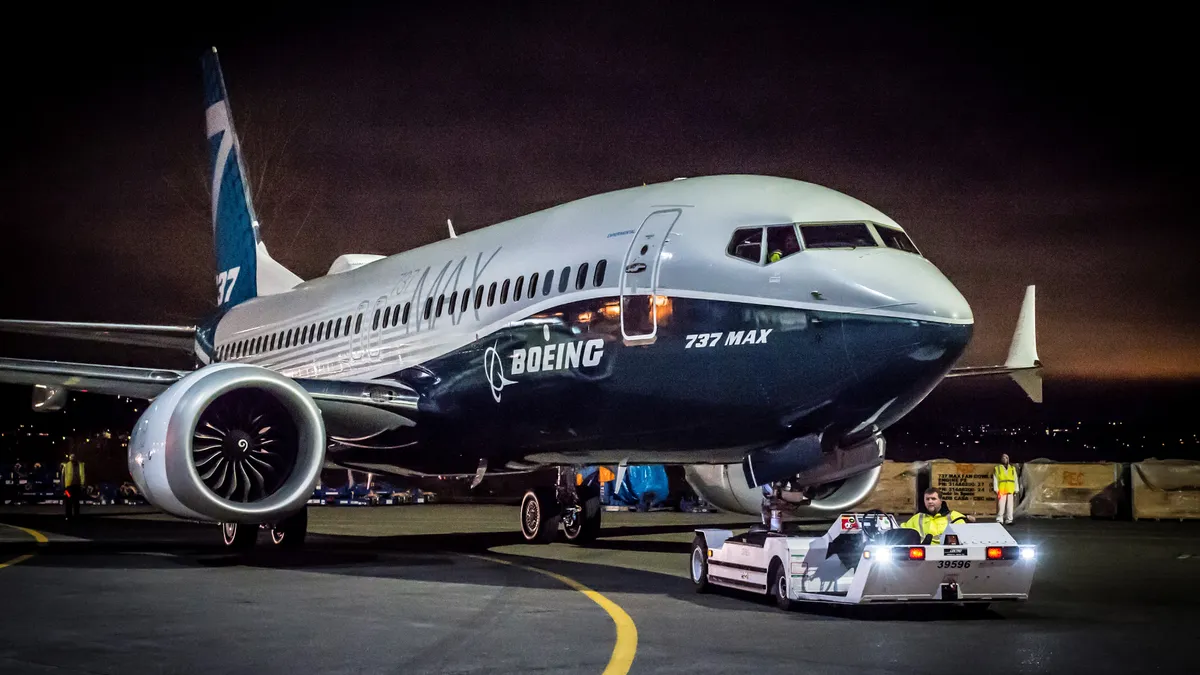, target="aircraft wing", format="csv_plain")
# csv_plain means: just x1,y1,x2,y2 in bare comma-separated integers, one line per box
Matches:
943,285,1043,402
0,357,186,399
0,319,197,351
0,357,419,426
